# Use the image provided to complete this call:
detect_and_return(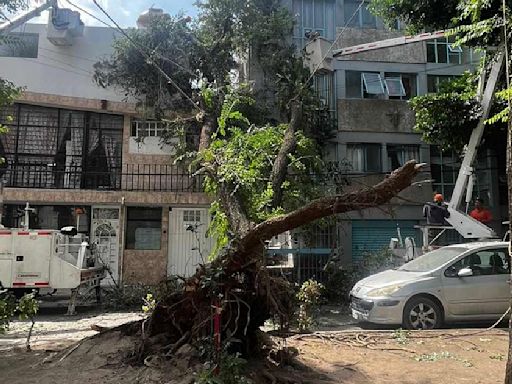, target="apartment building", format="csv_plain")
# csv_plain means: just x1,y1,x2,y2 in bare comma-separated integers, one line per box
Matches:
286,0,505,269
0,18,212,286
